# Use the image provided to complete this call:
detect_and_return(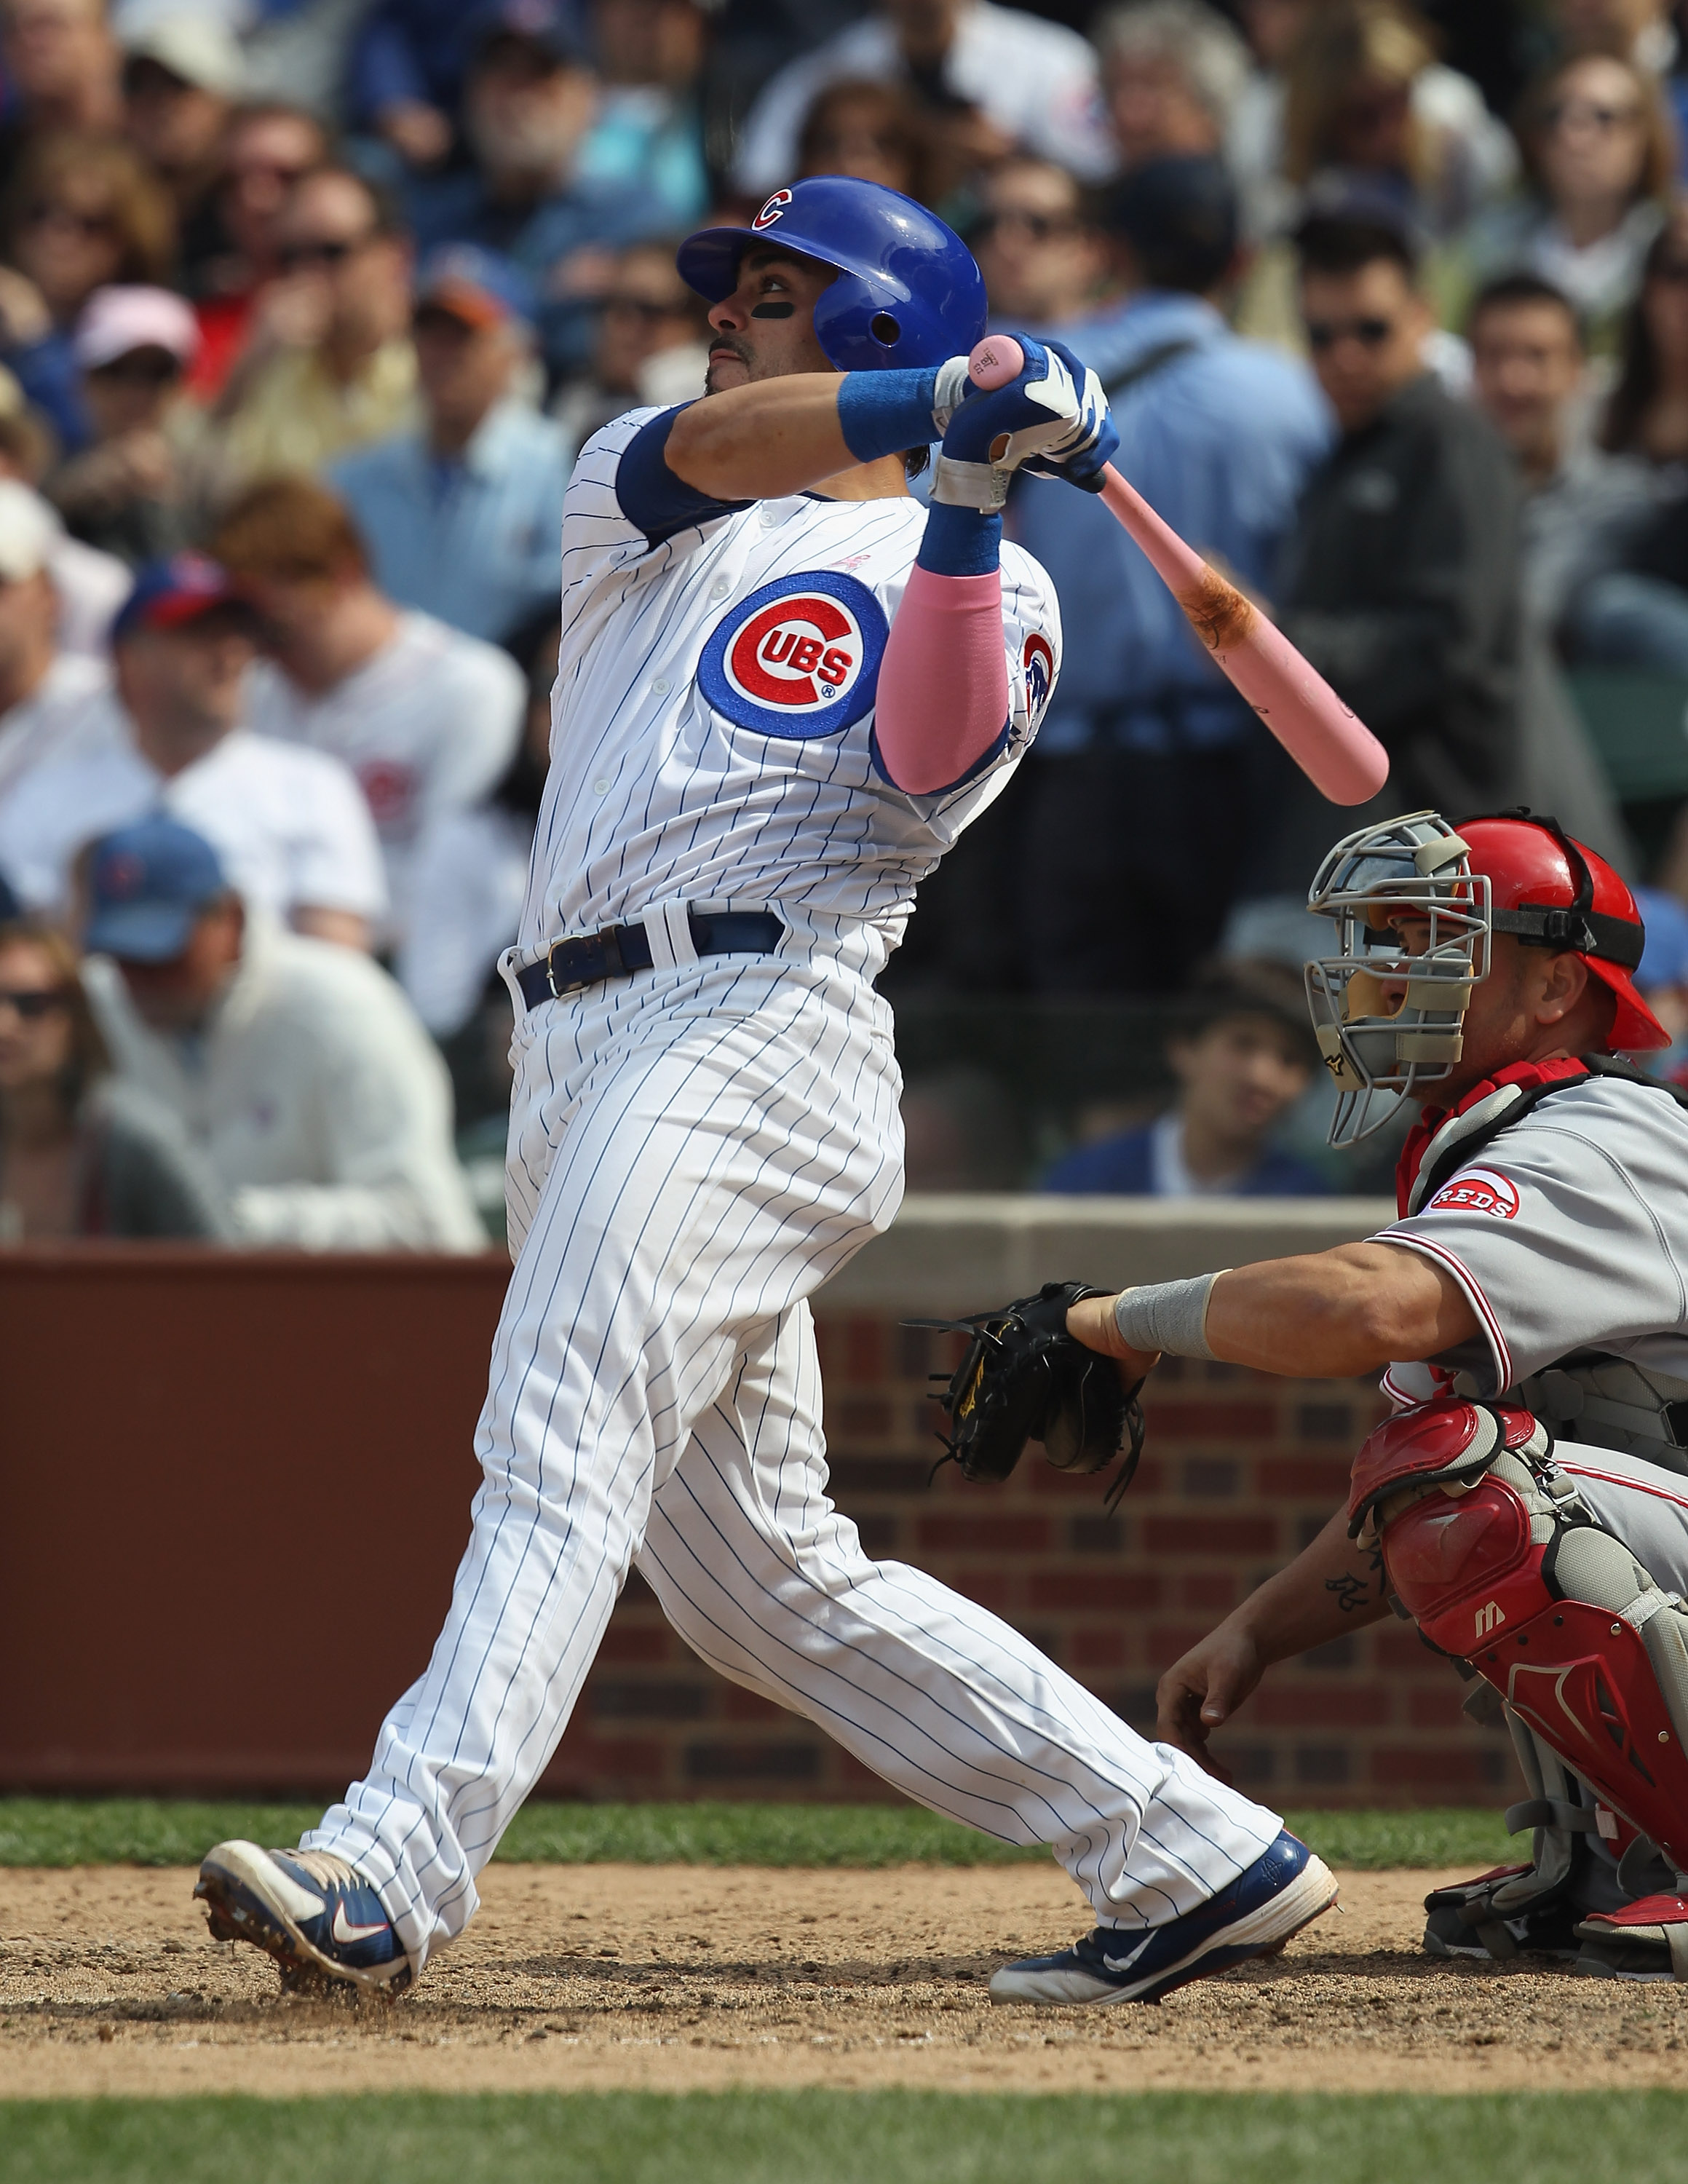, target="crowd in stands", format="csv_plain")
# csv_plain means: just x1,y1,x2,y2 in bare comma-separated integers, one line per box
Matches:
9,0,1688,1234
